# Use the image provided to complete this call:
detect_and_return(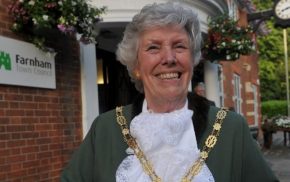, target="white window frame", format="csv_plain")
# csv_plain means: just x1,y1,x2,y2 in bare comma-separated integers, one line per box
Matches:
228,0,238,20
251,84,259,127
233,74,242,114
